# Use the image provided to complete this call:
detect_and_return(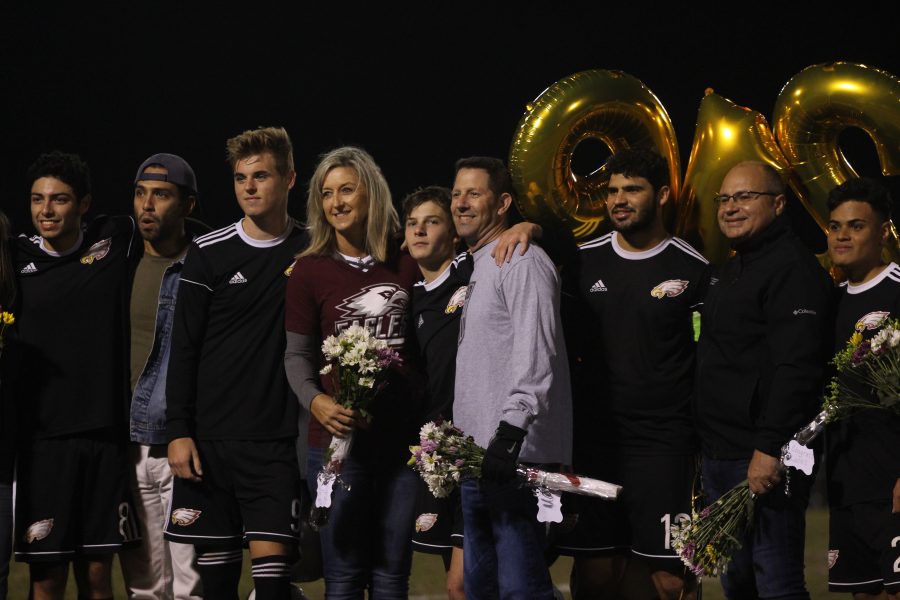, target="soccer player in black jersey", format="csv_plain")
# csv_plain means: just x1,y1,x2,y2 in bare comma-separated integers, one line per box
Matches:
825,178,900,598
165,127,306,599
405,186,467,599
561,148,707,599
13,152,139,600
